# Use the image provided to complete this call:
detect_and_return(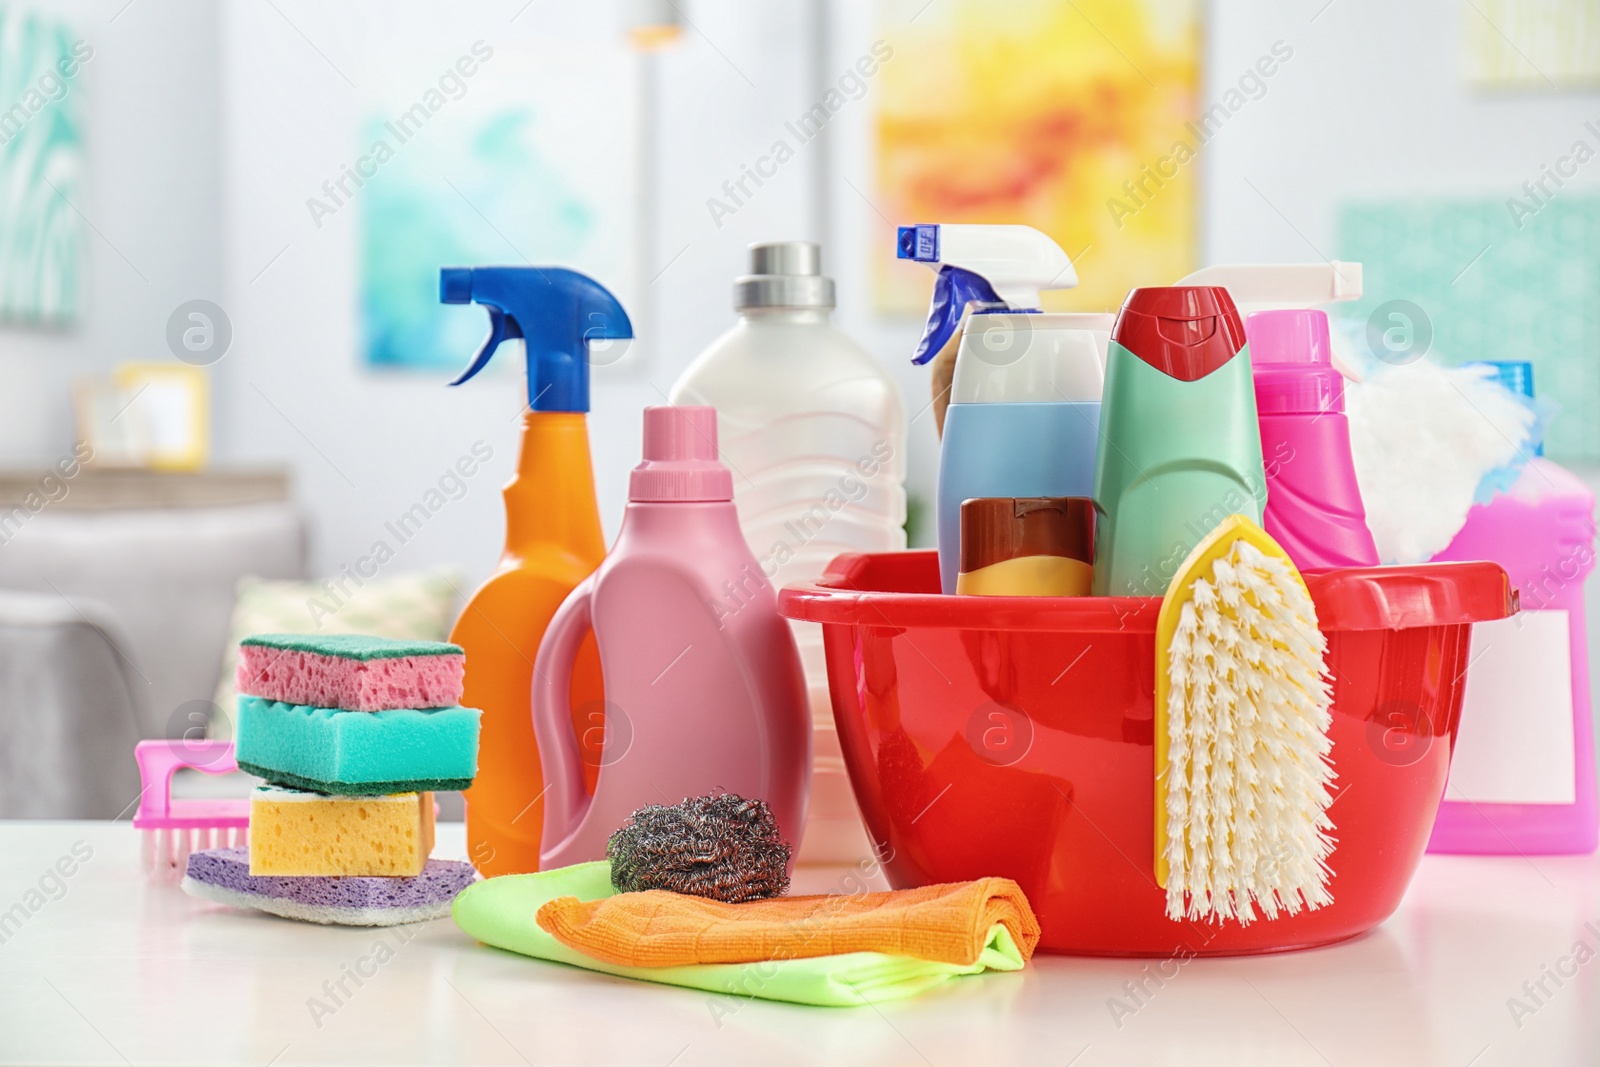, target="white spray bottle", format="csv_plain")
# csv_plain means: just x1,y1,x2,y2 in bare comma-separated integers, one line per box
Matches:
899,223,1107,594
